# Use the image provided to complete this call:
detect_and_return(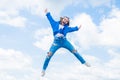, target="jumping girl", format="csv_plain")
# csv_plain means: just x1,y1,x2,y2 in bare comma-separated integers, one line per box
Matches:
41,9,90,76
